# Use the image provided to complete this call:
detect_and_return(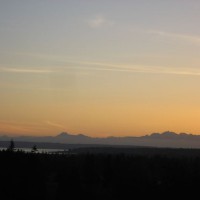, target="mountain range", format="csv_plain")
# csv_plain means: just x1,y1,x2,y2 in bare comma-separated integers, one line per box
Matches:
1,131,200,148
